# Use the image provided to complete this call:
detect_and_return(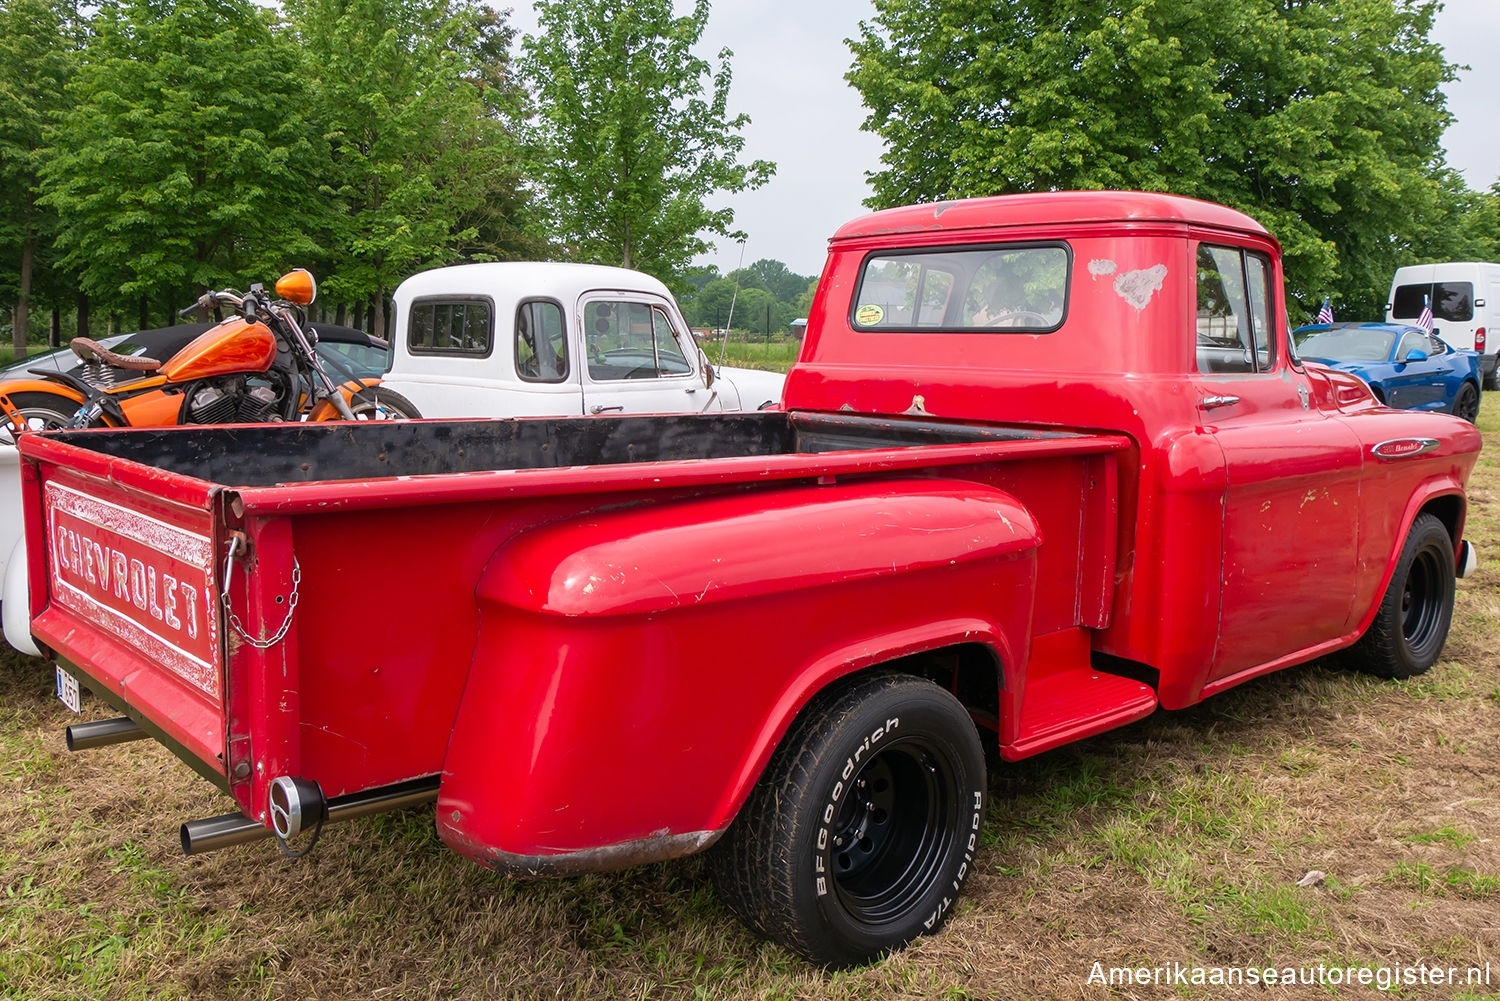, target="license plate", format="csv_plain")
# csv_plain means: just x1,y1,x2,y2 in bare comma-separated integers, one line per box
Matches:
55,666,81,714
